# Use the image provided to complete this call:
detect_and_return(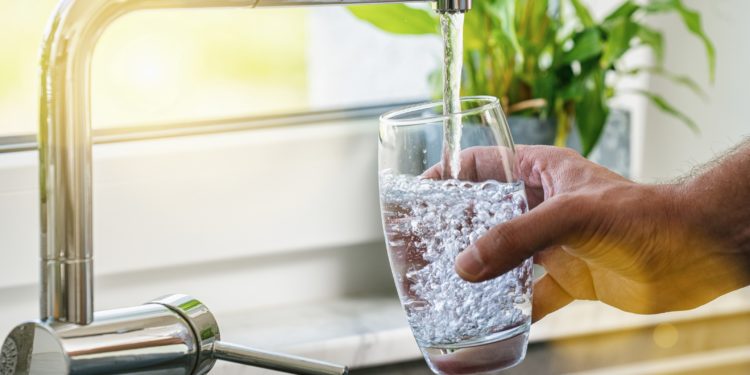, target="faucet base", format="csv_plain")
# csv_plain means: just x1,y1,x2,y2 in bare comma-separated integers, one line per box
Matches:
1,294,347,375
2,296,210,375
